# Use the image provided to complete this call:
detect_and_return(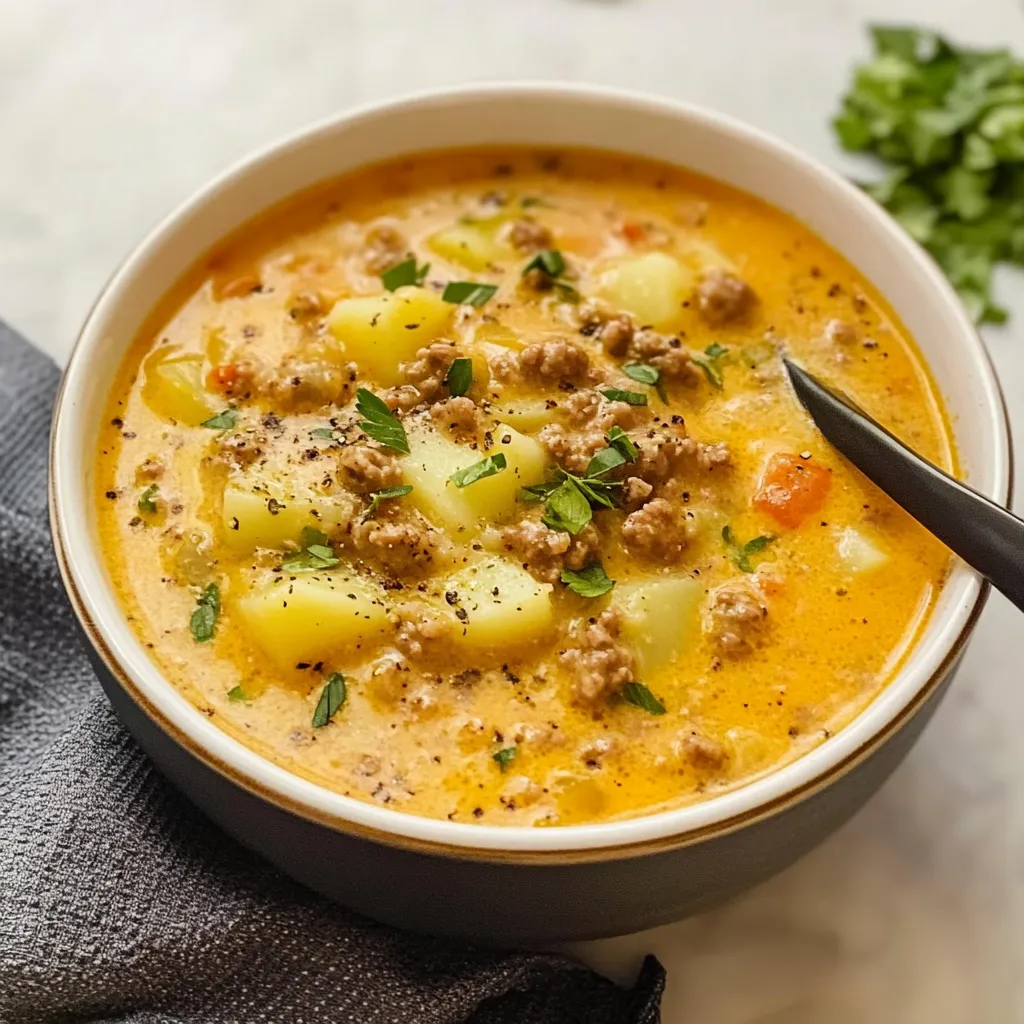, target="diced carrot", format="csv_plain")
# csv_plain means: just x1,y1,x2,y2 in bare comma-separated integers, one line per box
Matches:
207,363,240,392
621,221,646,244
753,452,831,529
